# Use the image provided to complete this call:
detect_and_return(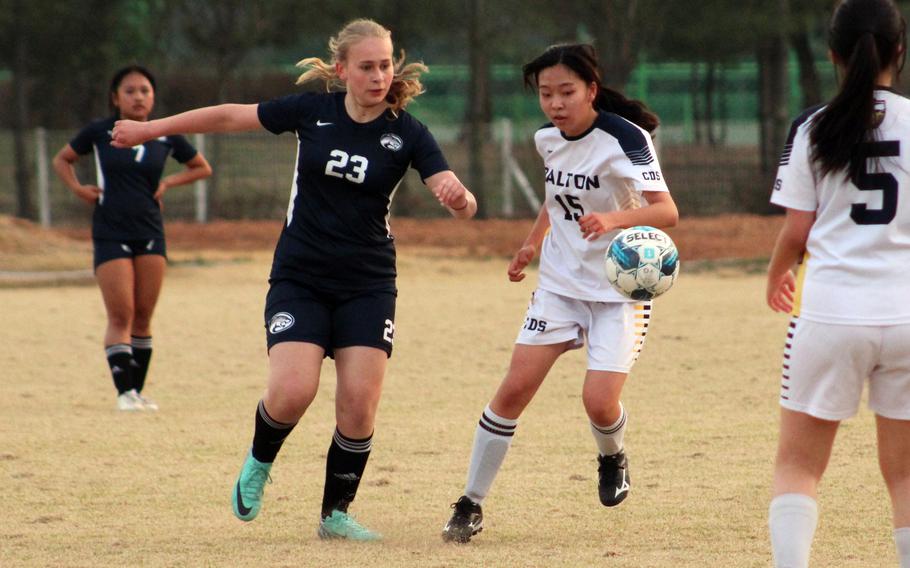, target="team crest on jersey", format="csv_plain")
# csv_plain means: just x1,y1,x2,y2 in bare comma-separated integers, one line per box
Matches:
380,133,403,151
873,99,886,127
268,312,295,334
